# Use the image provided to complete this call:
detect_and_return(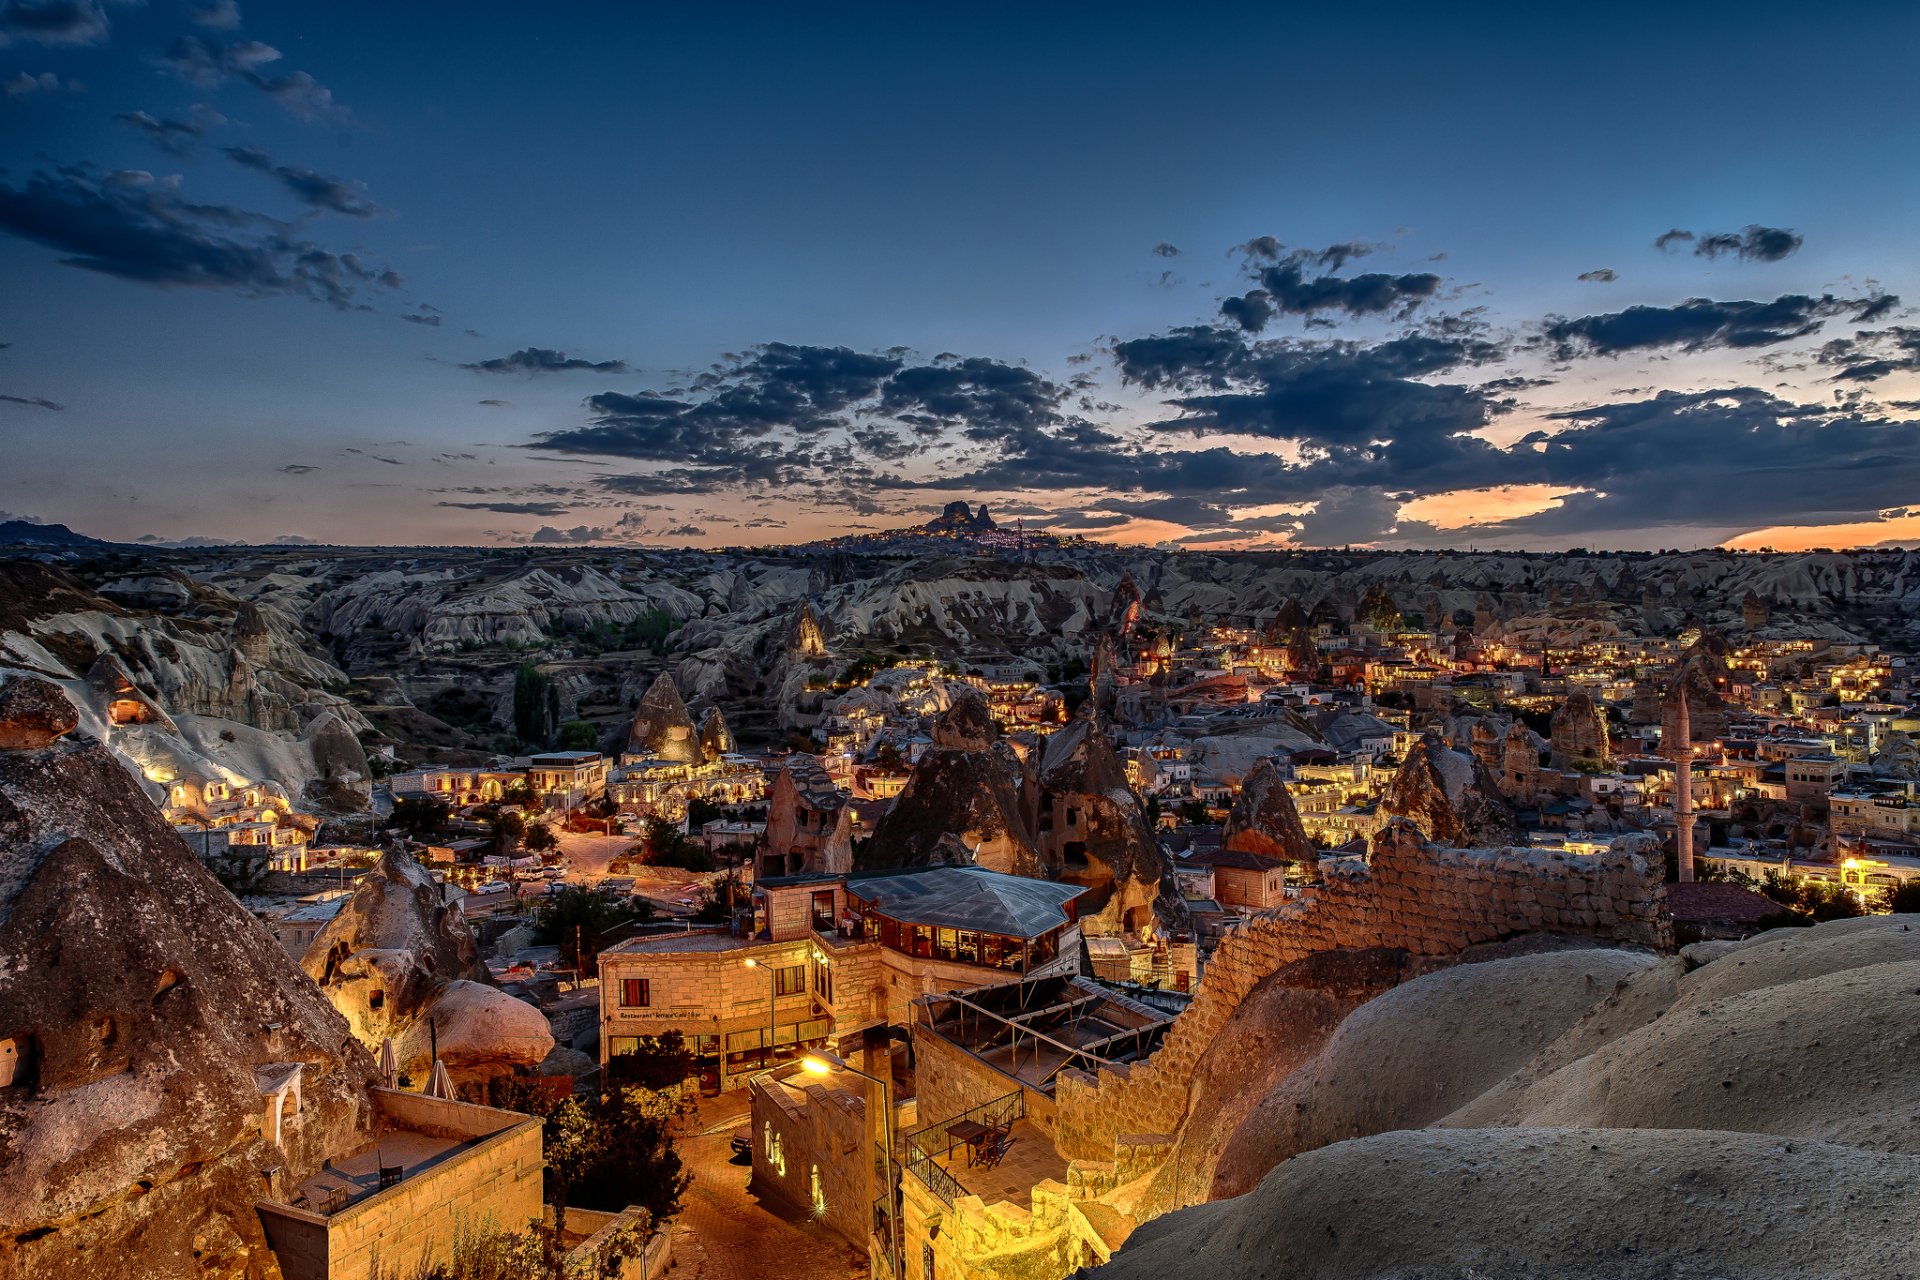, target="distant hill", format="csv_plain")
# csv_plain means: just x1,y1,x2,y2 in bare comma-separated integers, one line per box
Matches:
0,519,120,549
